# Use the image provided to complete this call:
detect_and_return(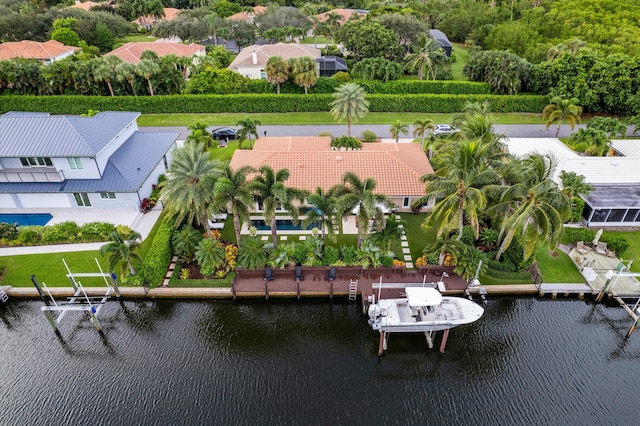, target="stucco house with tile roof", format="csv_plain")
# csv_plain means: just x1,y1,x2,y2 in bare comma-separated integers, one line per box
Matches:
228,43,321,79
229,136,433,212
0,40,79,64
227,6,267,23
315,8,367,25
105,42,205,64
133,7,181,29
70,0,110,11
0,111,178,211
